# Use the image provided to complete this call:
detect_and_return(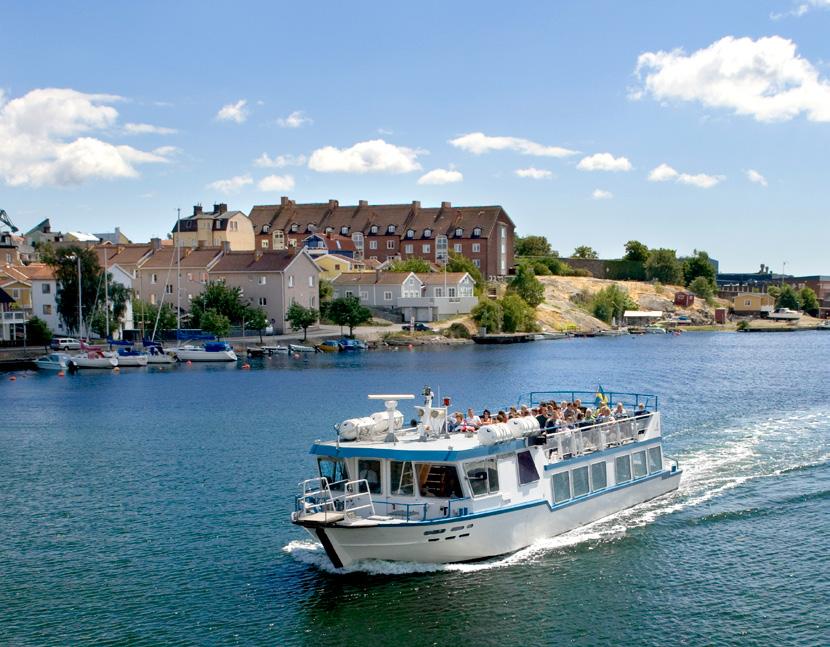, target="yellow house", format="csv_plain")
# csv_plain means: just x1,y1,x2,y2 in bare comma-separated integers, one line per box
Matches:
172,203,255,251
314,254,375,280
732,292,774,314
0,264,33,310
